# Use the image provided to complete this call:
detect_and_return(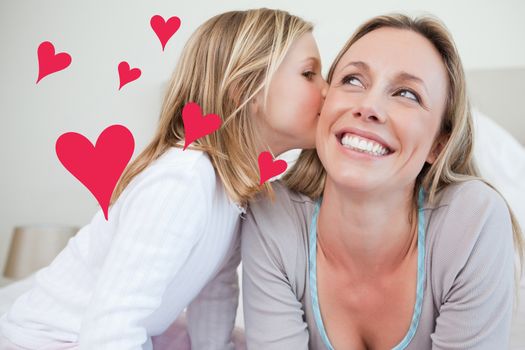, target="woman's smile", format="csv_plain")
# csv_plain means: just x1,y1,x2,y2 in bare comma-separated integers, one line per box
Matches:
336,134,395,160
333,126,396,161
